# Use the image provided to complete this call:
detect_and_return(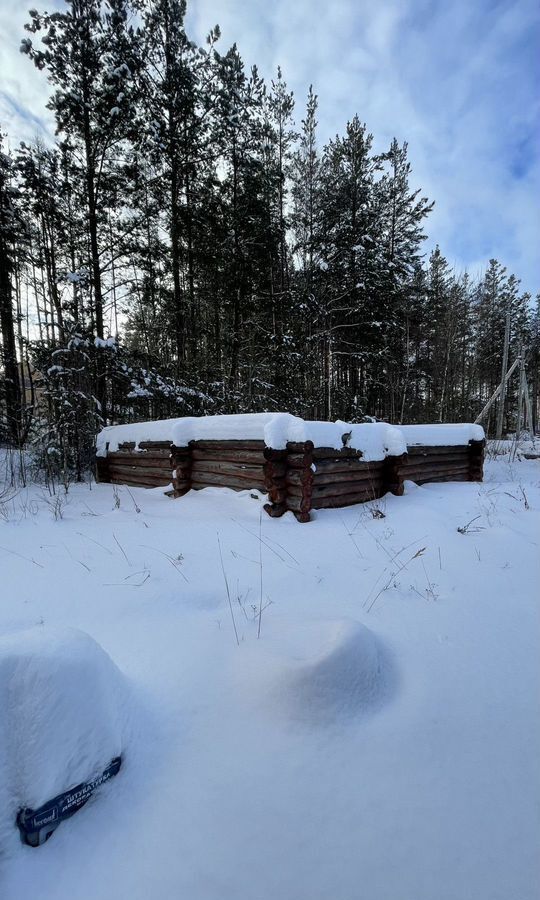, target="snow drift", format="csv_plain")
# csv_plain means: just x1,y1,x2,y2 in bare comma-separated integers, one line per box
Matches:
0,627,128,850
237,618,386,722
